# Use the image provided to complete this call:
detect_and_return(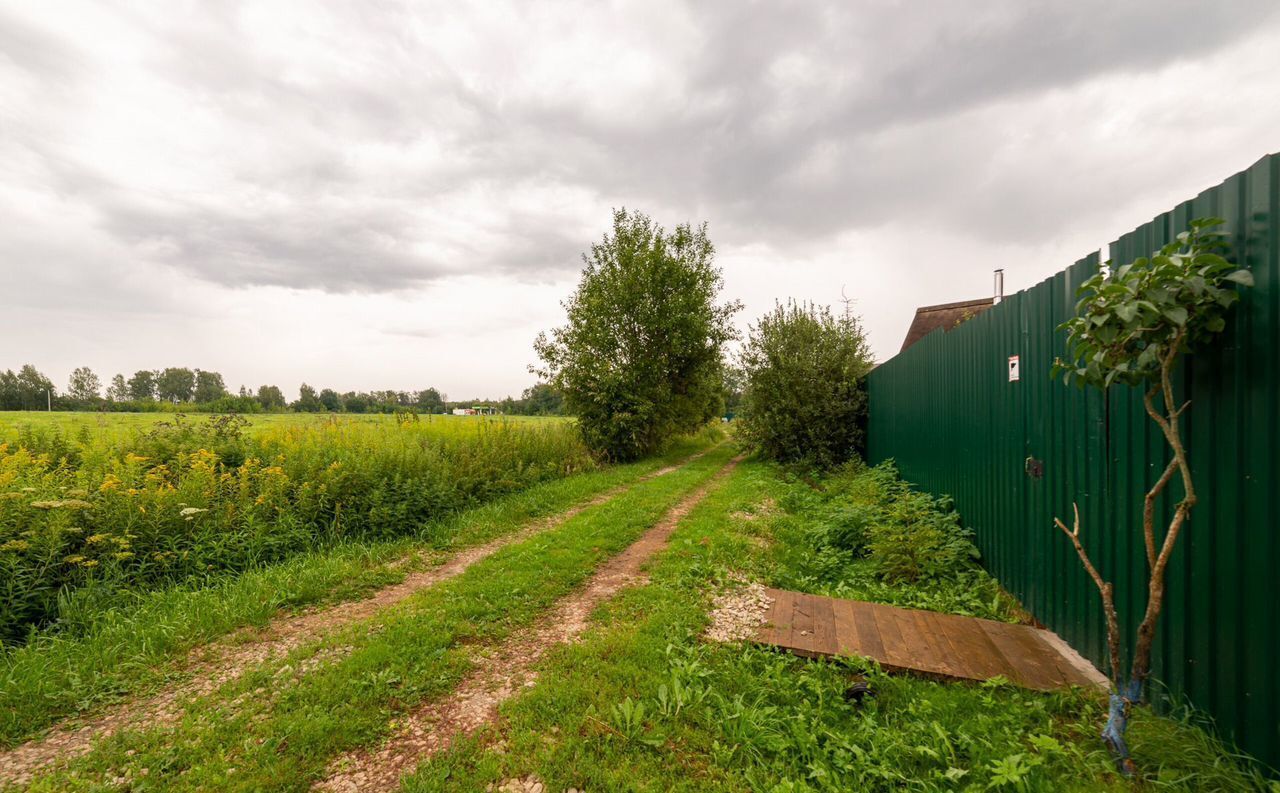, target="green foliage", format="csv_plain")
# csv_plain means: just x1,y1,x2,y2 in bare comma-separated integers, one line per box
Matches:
519,383,563,416
534,208,741,461
105,374,128,403
1,365,56,410
737,301,874,468
192,370,228,403
156,366,196,403
775,462,1003,619
1053,218,1252,389
66,367,102,405
126,369,158,401
0,414,593,646
256,383,287,410
294,382,323,412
